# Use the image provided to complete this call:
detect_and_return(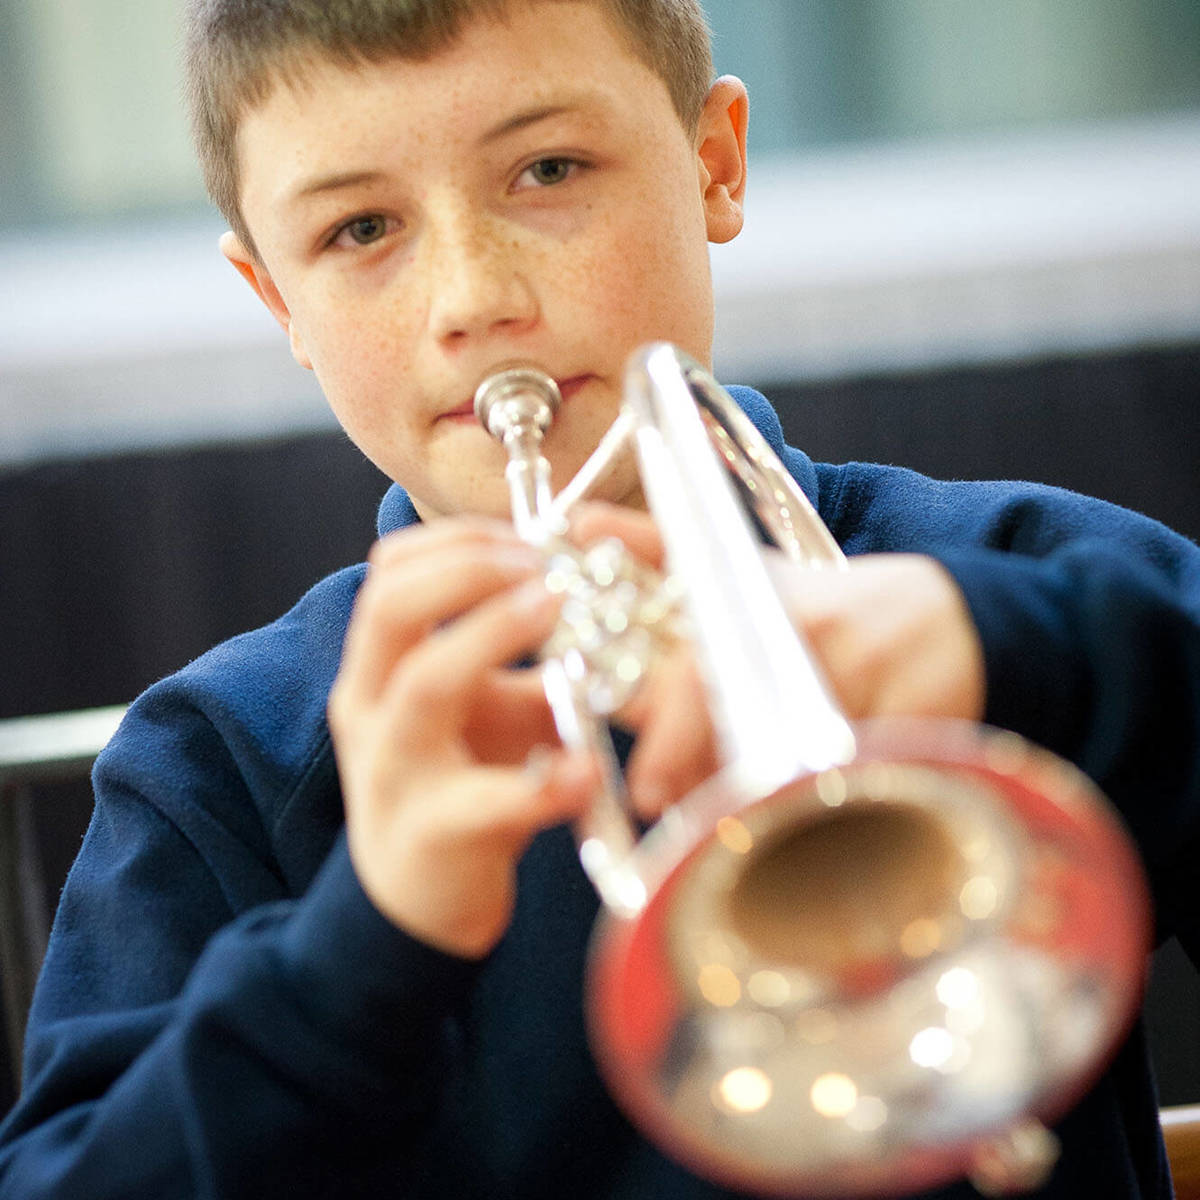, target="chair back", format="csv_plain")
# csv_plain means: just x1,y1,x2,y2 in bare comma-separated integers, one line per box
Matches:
0,706,125,1101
